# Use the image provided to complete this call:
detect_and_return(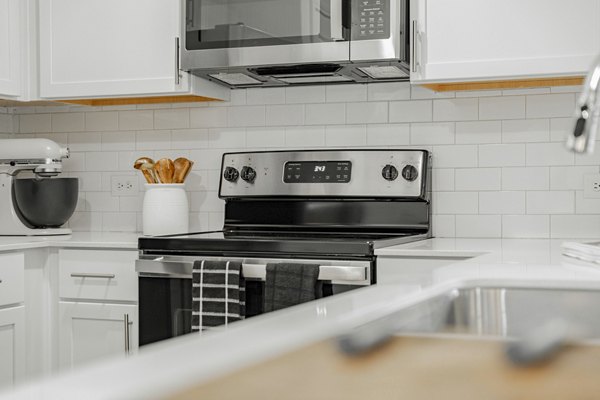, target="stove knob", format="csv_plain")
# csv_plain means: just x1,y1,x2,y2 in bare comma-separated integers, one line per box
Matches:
381,164,399,181
240,166,256,183
402,165,419,182
223,166,239,182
